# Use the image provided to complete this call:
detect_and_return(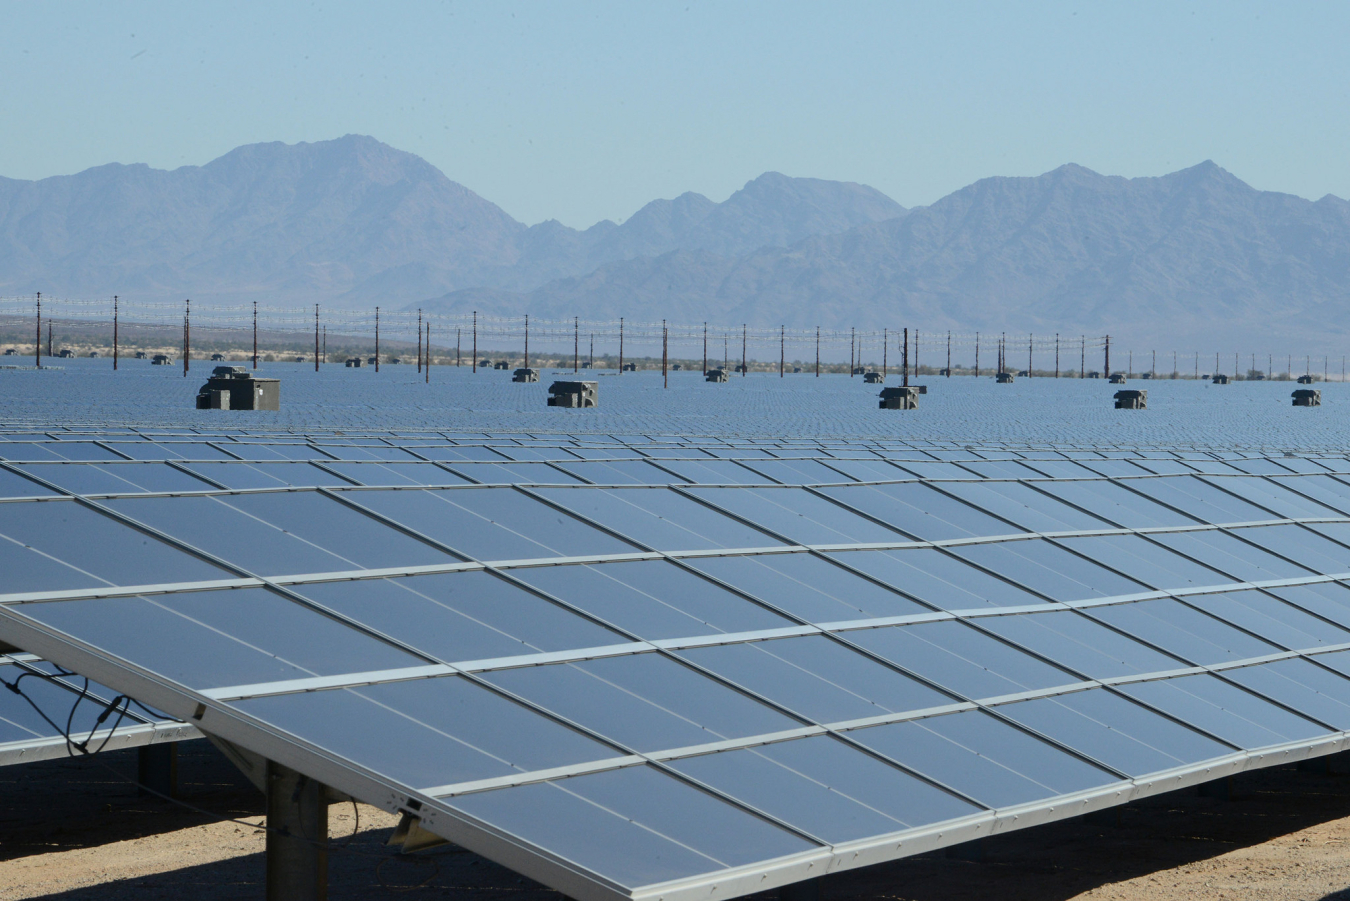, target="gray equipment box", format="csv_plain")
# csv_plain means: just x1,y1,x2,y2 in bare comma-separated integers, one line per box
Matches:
1114,389,1147,409
494,361,510,370
513,368,540,383
1293,389,1322,407
195,366,280,411
1108,373,1126,384
863,371,884,383
996,372,1015,383
345,357,363,367
547,380,598,408
1298,375,1316,384
878,386,919,410
705,368,729,383
1212,374,1230,384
